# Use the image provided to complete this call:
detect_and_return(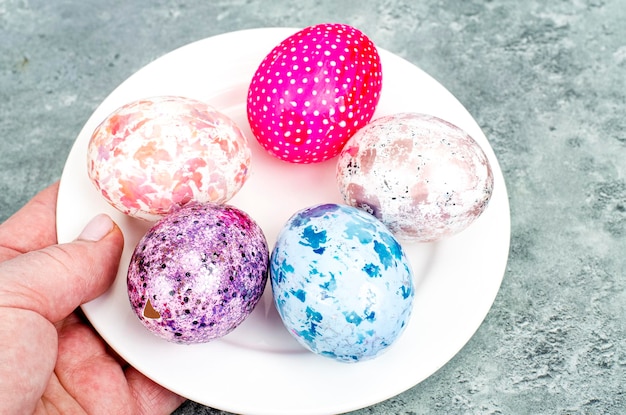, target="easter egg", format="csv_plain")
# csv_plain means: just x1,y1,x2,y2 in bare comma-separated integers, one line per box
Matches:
270,203,414,362
247,23,382,164
336,113,494,243
87,96,251,221
127,202,269,344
